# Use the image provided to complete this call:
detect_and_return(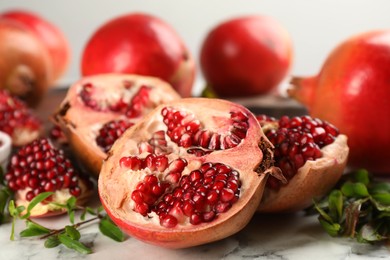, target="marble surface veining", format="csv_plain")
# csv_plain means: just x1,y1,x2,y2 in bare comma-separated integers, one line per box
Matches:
0,210,389,260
